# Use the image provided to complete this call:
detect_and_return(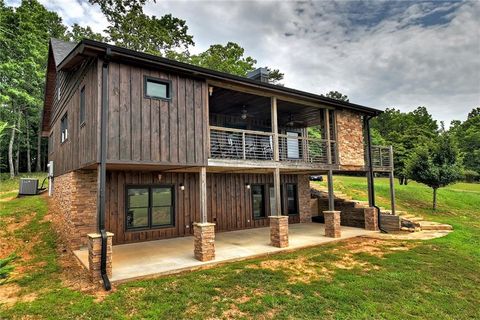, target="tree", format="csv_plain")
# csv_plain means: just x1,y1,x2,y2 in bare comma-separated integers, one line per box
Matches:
449,107,480,178
169,42,285,83
406,134,463,210
0,0,67,176
371,107,439,185
322,91,349,102
89,0,193,56
67,23,105,42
